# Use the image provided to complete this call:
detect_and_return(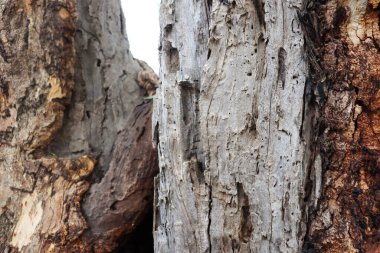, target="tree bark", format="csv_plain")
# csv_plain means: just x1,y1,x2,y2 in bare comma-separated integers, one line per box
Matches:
0,0,158,252
154,0,379,252
305,1,380,252
2,0,379,252
154,0,314,252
